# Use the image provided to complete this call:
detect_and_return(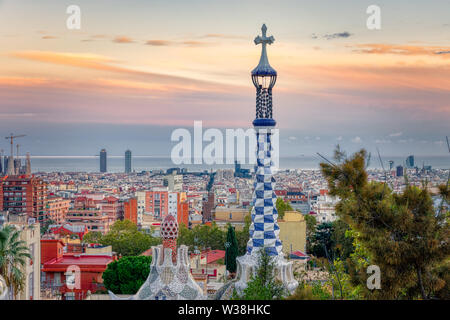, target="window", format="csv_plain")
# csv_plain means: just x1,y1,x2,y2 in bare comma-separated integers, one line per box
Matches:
54,273,61,286
29,272,34,299
65,292,75,300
